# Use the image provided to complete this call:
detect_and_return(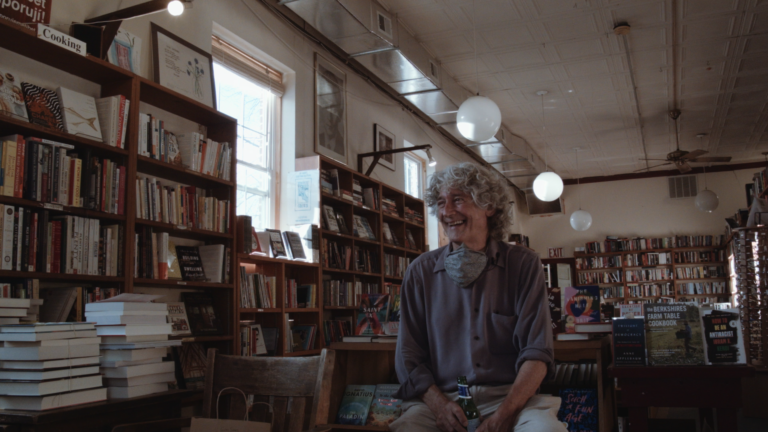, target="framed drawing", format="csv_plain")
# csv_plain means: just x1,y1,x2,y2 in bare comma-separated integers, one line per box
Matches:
374,124,396,171
314,53,347,165
151,23,215,109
